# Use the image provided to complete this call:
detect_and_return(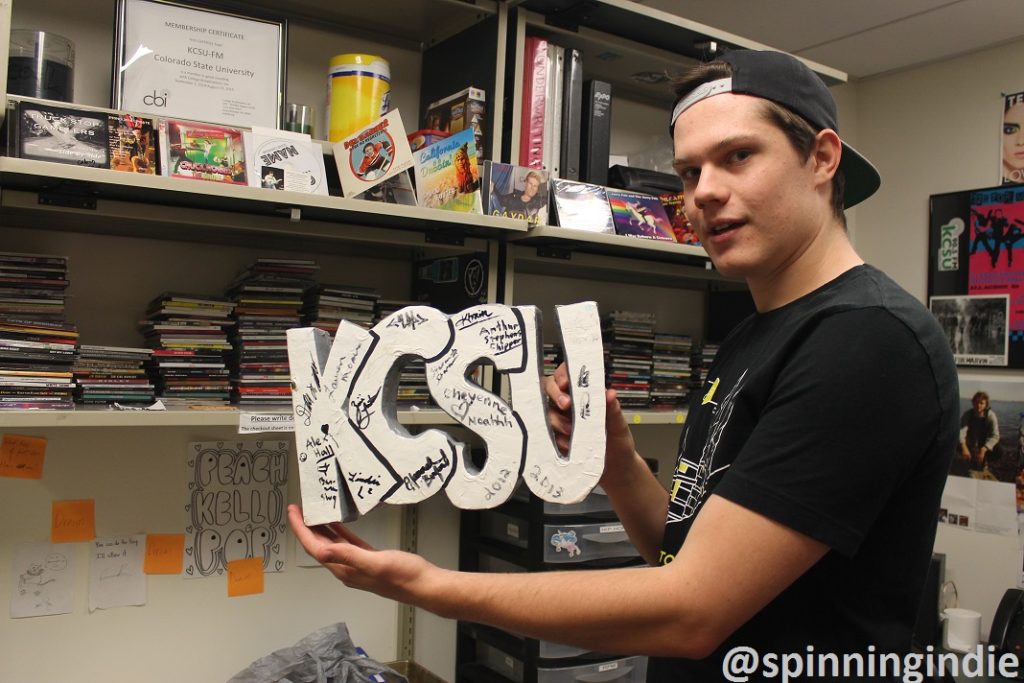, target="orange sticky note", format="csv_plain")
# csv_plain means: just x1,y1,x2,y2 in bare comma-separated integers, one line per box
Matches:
0,434,47,480
144,534,185,574
227,557,264,597
51,499,96,543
